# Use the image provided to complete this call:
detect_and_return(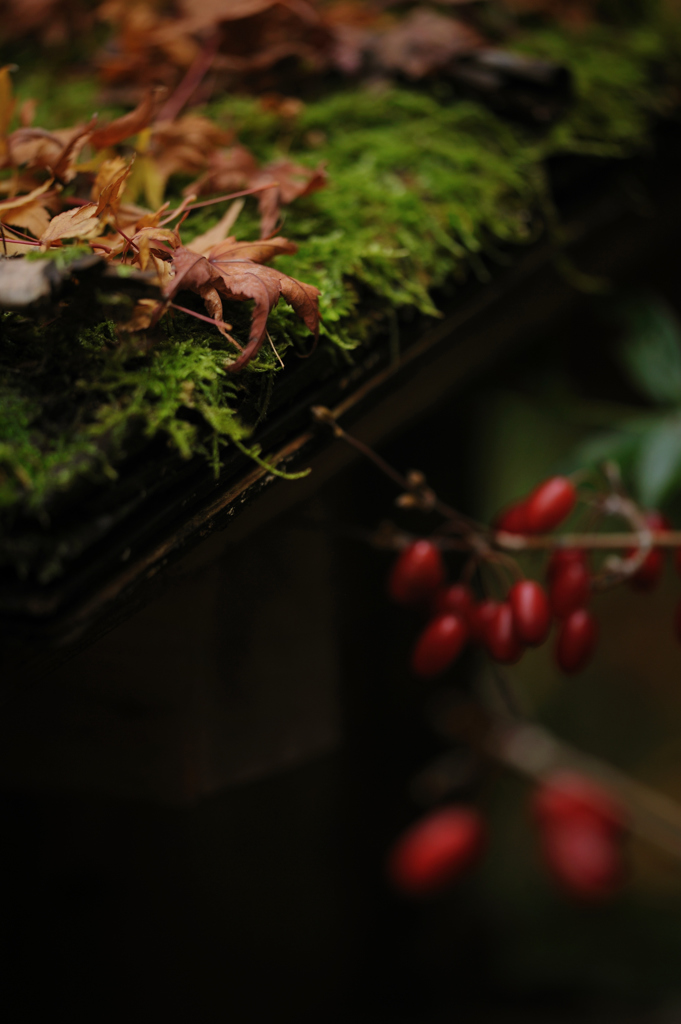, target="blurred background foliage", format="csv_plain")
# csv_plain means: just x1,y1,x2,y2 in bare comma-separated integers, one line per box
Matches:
446,287,681,1010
